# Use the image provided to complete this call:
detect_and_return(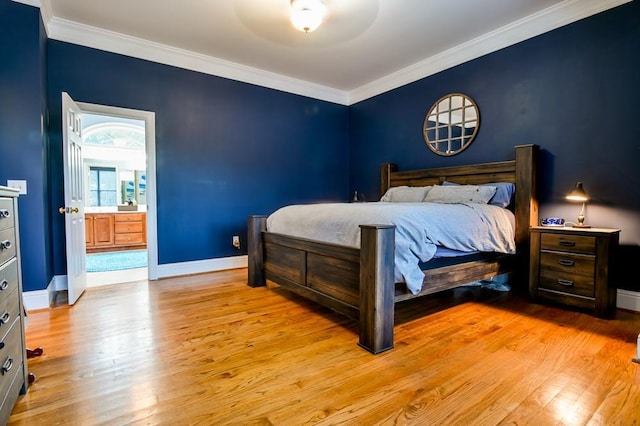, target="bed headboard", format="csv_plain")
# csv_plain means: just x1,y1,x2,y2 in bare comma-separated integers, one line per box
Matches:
380,144,538,254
